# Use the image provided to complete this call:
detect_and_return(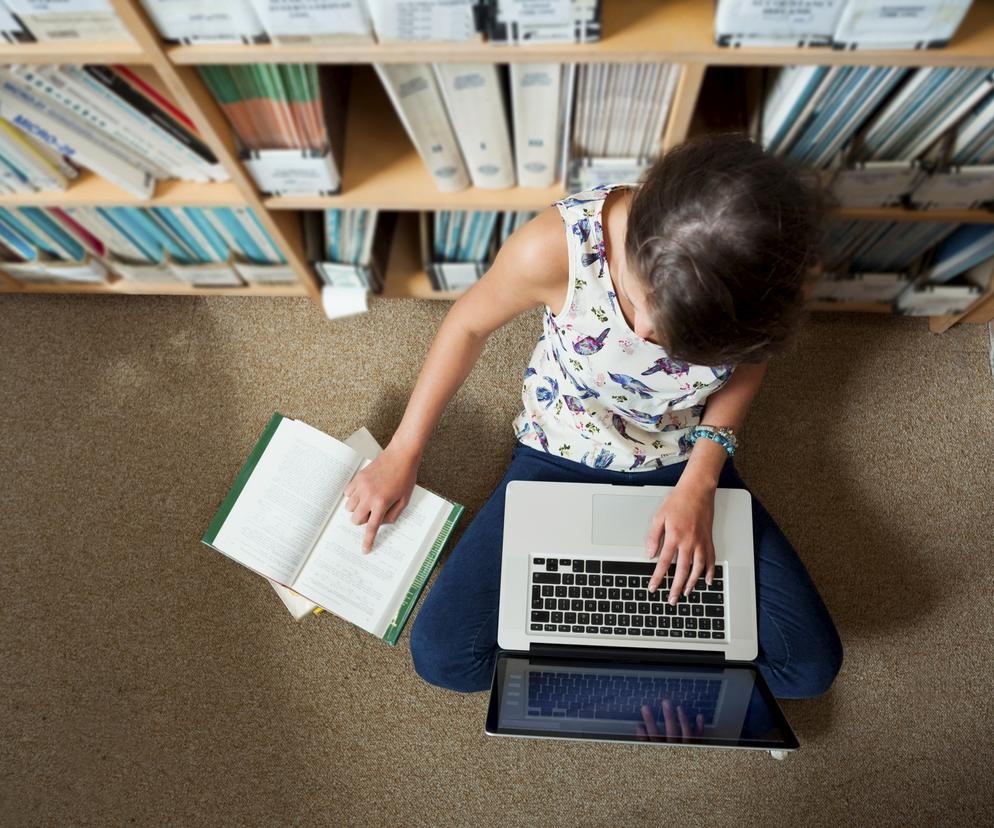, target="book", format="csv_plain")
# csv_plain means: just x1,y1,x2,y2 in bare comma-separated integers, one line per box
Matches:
923,224,994,283
267,426,393,619
481,0,602,44
832,0,973,50
433,63,515,189
509,63,562,187
0,0,32,42
6,0,132,42
715,0,847,47
202,413,464,643
249,0,375,44
374,63,471,192
0,68,155,199
139,0,266,44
